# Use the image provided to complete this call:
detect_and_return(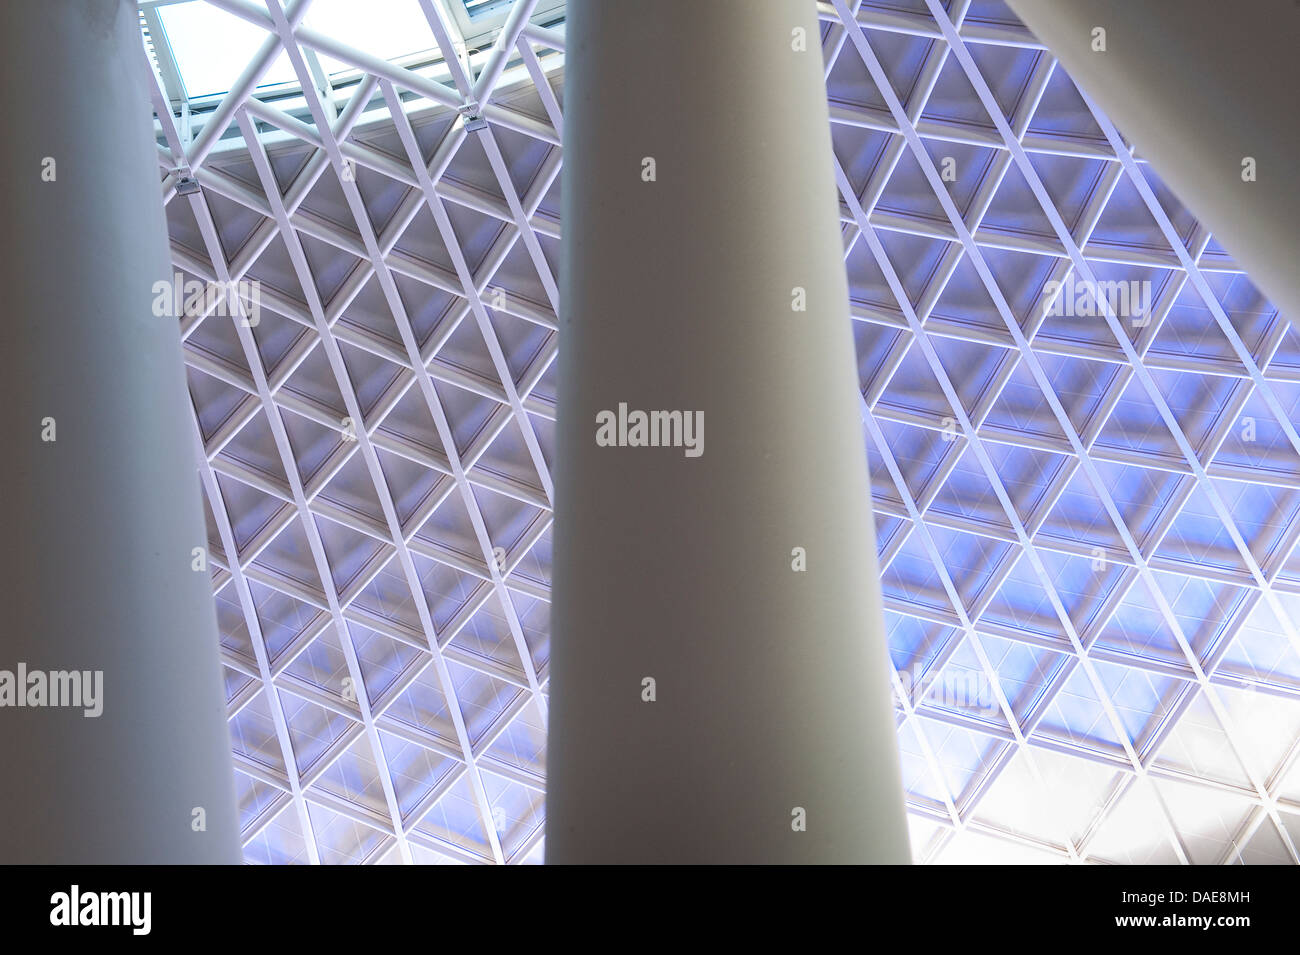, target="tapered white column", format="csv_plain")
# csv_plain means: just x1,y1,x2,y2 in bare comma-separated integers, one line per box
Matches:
0,0,239,862
1005,0,1300,322
547,0,911,863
